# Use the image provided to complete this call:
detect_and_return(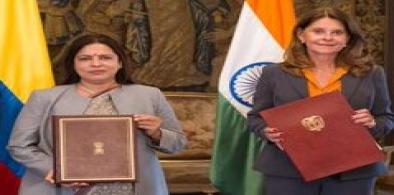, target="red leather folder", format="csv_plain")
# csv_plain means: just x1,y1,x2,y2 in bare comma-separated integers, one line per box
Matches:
259,91,384,182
